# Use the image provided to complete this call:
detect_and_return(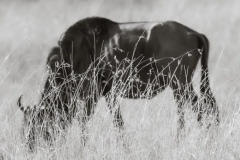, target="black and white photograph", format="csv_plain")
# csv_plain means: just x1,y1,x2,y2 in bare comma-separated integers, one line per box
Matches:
0,0,239,159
